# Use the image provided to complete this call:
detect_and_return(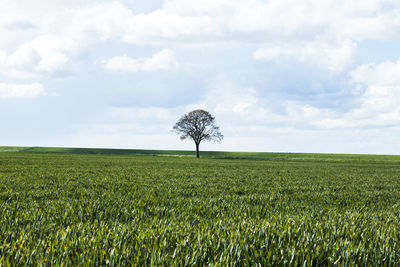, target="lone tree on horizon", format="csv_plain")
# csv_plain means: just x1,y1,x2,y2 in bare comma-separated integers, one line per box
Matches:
173,109,223,158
